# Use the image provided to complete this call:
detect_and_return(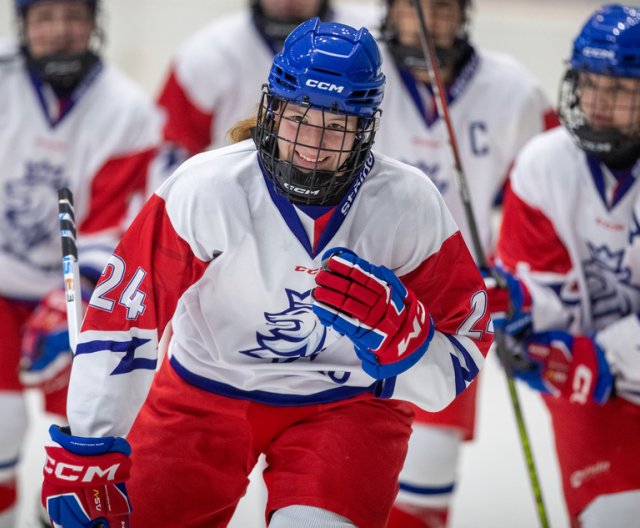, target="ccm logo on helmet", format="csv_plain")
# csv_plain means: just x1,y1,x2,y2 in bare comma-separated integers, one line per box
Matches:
582,47,615,59
305,79,344,93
